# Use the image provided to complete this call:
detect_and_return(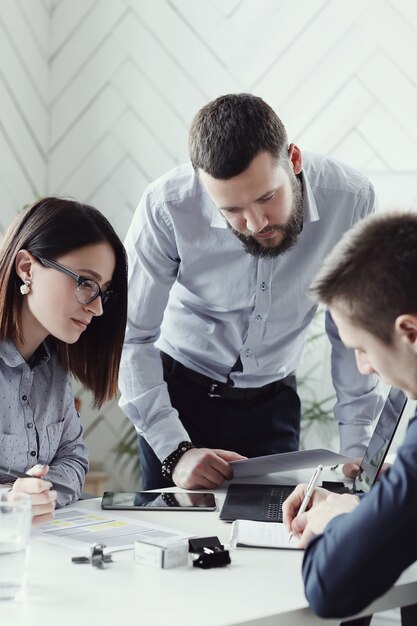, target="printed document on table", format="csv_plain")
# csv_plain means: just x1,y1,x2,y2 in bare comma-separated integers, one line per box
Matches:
230,448,354,477
33,508,193,552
